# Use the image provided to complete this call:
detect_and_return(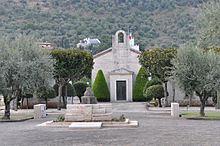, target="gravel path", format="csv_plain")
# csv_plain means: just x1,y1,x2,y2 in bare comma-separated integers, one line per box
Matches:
0,107,220,146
